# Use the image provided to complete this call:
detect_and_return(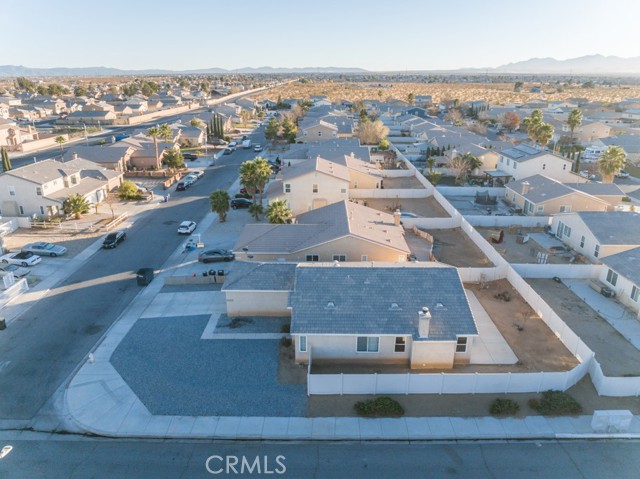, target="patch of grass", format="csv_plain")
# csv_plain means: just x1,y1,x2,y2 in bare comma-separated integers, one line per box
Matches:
354,397,404,418
489,398,520,416
529,390,583,415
